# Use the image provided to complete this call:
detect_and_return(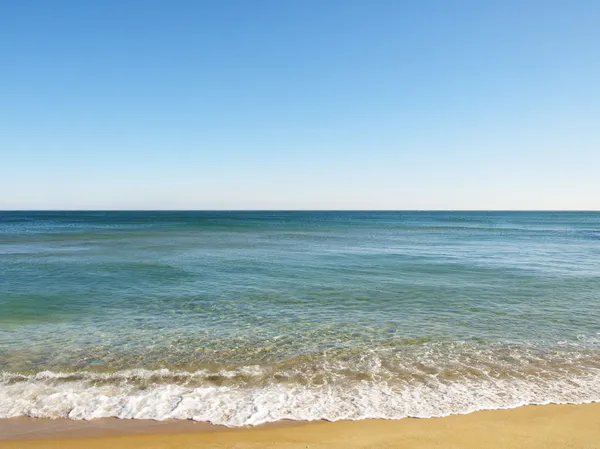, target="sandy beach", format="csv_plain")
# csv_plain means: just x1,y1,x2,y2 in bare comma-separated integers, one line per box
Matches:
1,403,599,449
